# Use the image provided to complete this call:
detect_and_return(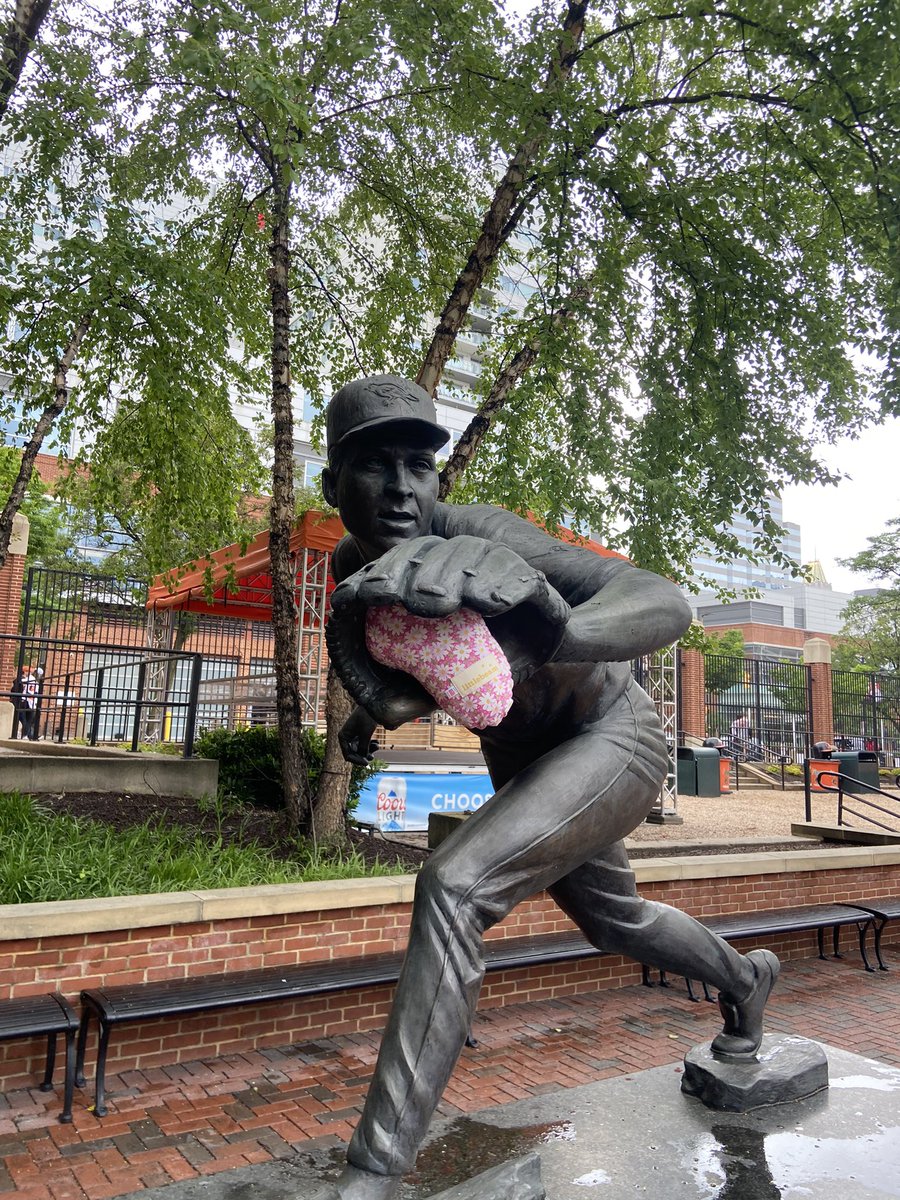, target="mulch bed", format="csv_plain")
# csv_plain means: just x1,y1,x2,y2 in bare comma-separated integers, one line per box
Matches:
29,790,432,873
